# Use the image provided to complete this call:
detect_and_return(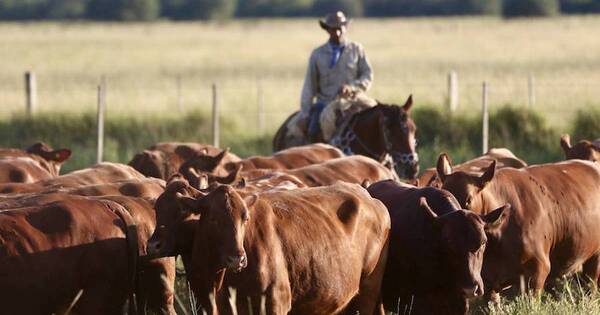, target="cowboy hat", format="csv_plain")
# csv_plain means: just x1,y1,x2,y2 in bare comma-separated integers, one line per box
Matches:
319,11,351,30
